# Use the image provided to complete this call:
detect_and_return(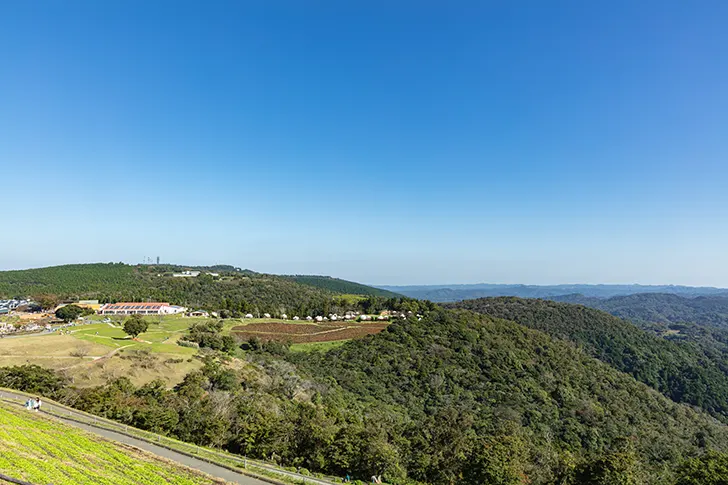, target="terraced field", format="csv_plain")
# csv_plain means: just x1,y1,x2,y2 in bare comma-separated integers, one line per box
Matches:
0,402,221,484
231,321,388,343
